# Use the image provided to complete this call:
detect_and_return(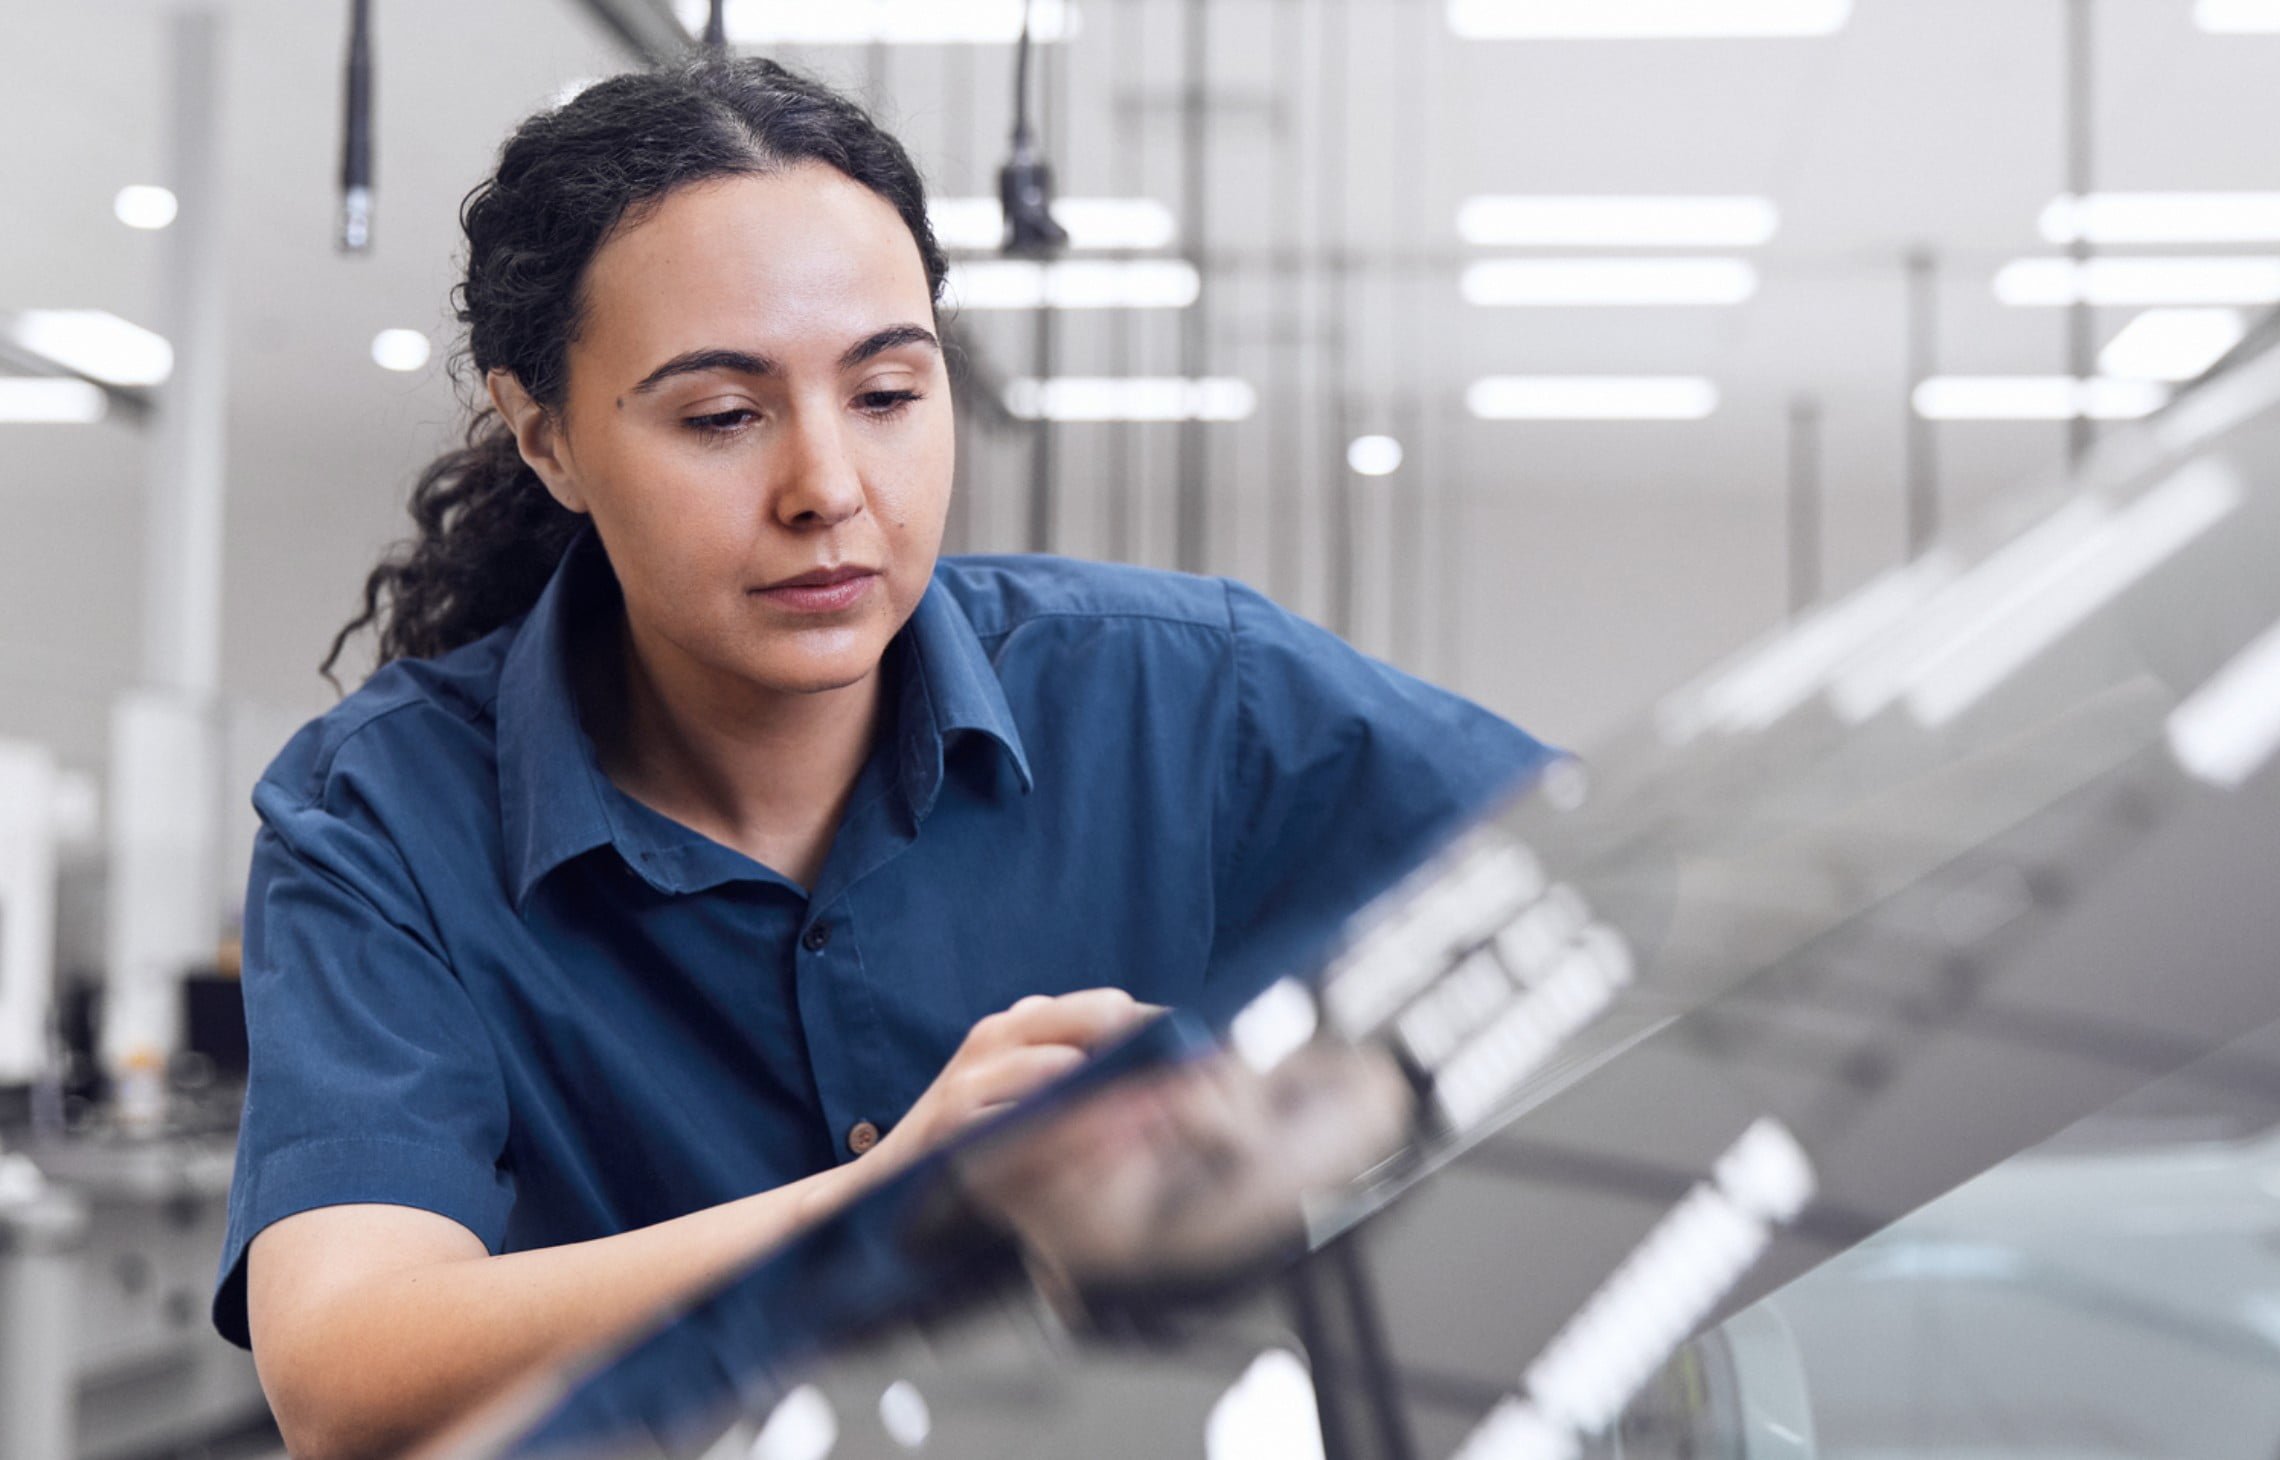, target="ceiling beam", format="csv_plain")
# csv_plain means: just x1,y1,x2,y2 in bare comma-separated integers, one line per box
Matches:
569,0,691,64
